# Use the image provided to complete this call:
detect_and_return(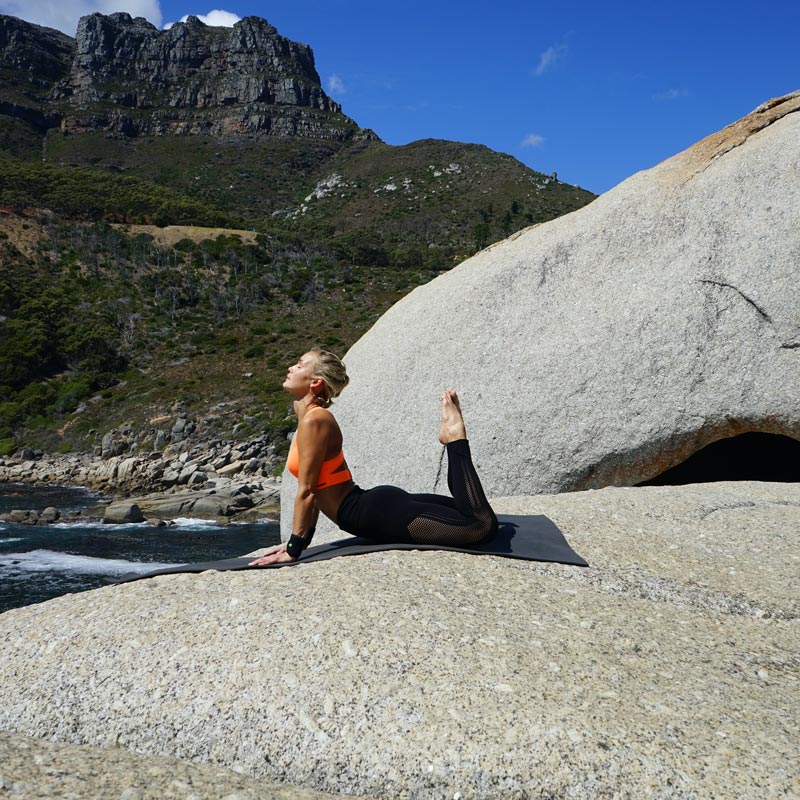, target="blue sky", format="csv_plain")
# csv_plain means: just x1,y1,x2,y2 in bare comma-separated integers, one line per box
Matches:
11,0,800,193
